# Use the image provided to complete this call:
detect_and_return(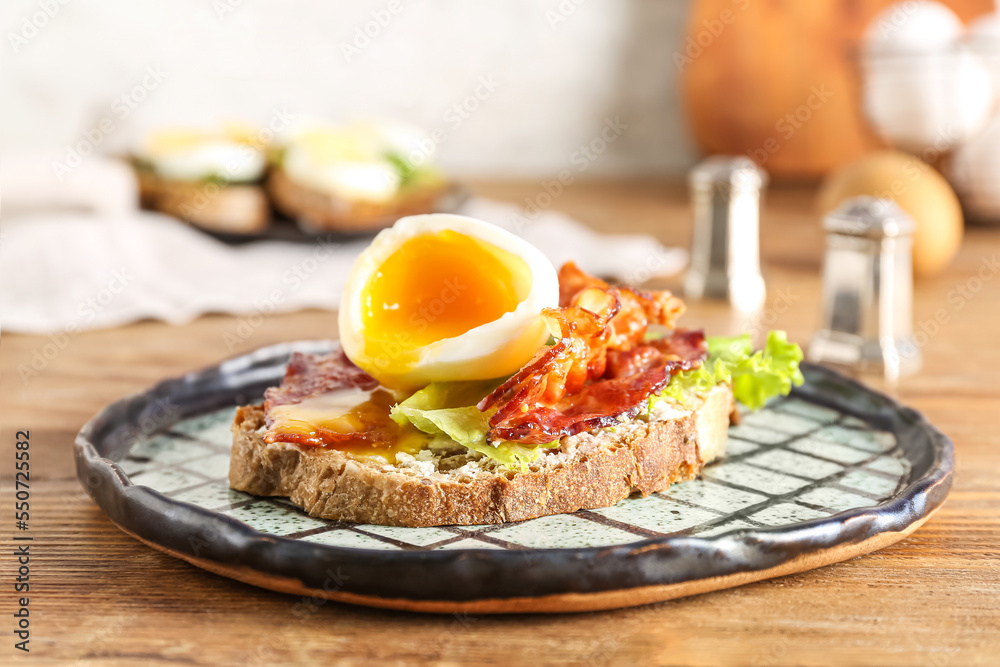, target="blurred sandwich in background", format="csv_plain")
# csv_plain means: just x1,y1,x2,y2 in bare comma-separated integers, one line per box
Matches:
267,120,447,233
132,124,271,234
